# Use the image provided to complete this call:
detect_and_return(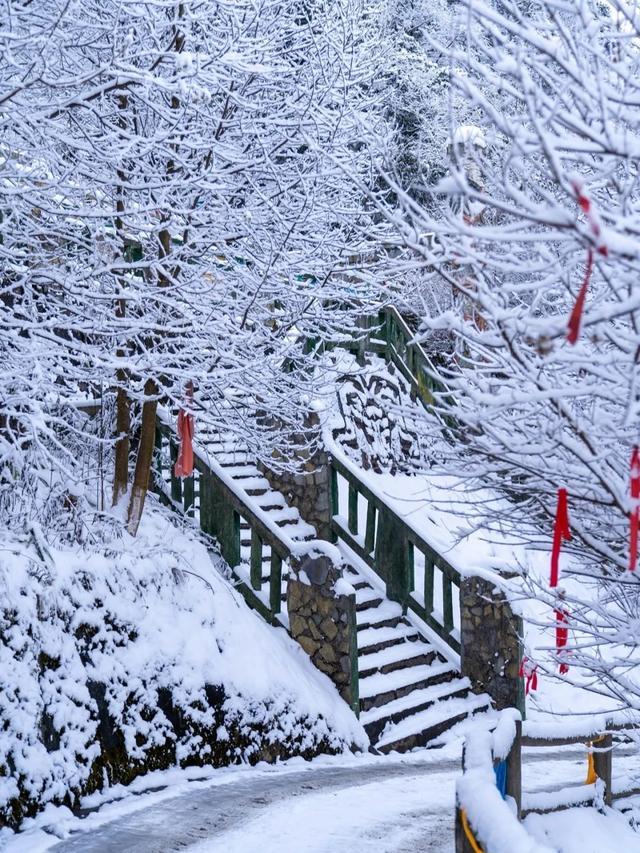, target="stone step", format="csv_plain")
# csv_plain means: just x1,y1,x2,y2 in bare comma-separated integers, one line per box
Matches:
358,659,458,713
358,640,436,679
355,592,384,613
357,623,420,656
360,678,472,742
375,693,492,754
356,599,403,631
